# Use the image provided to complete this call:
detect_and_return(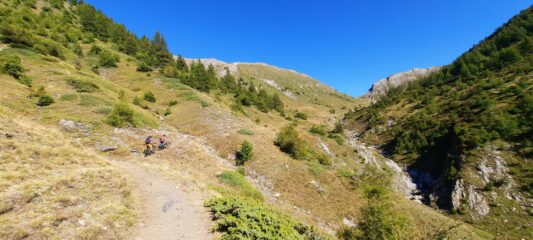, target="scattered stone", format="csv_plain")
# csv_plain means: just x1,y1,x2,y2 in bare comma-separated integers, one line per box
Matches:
4,132,13,139
99,146,117,152
342,217,356,227
58,119,91,136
